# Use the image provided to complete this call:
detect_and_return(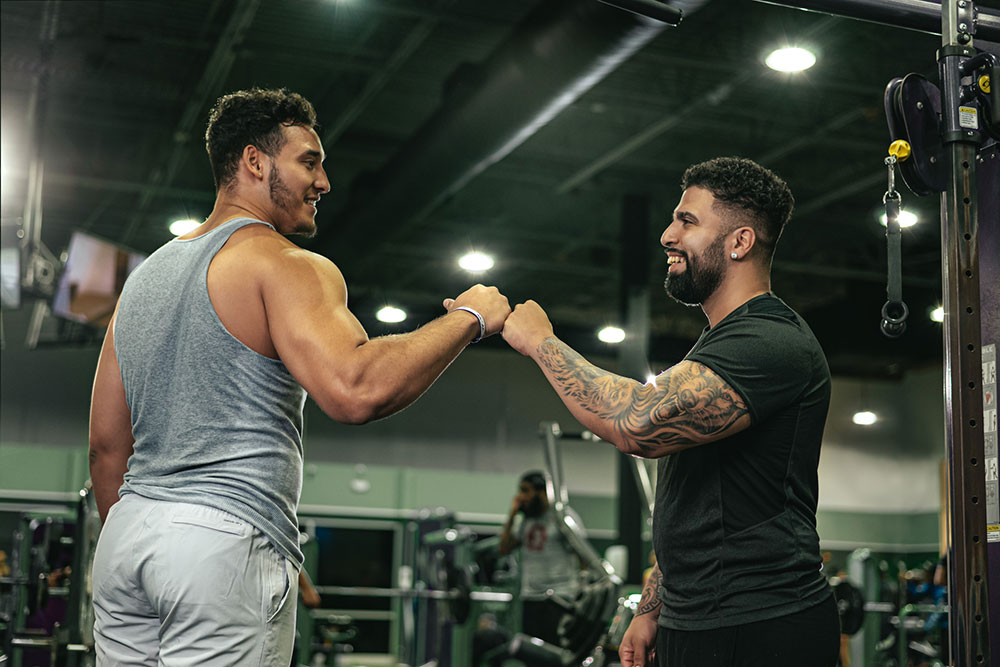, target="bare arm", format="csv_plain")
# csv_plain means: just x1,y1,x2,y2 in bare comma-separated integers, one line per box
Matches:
636,564,663,618
497,496,522,555
89,312,135,522
261,244,509,424
619,564,662,667
503,301,750,457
